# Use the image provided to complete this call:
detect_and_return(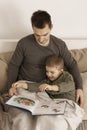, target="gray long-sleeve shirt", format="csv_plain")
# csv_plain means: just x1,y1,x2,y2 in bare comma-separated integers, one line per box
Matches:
7,34,82,90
